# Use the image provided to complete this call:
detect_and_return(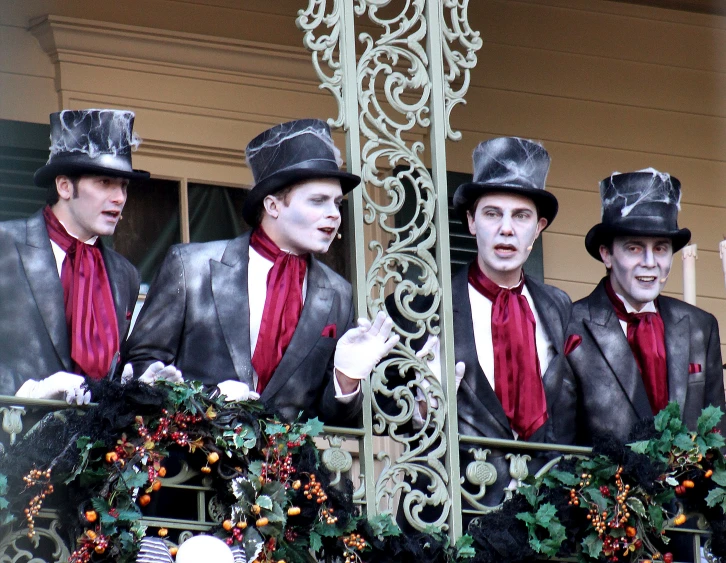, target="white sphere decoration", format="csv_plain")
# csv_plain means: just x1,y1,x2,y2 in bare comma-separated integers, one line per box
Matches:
175,535,234,563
